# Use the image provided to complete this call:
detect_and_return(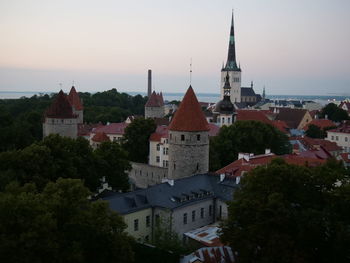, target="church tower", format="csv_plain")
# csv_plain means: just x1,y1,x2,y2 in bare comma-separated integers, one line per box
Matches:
168,86,209,180
221,11,241,103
